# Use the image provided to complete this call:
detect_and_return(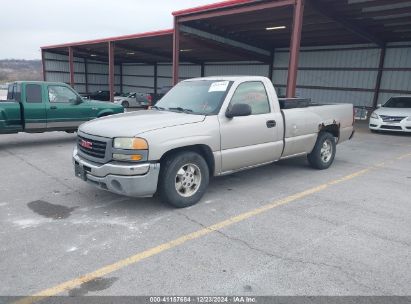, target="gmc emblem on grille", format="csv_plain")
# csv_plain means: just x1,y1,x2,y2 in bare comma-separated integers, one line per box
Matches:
80,139,92,149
